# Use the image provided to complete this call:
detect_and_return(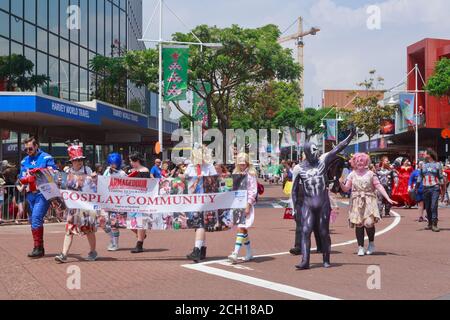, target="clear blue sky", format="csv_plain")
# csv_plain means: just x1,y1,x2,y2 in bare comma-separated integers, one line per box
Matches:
142,0,450,110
